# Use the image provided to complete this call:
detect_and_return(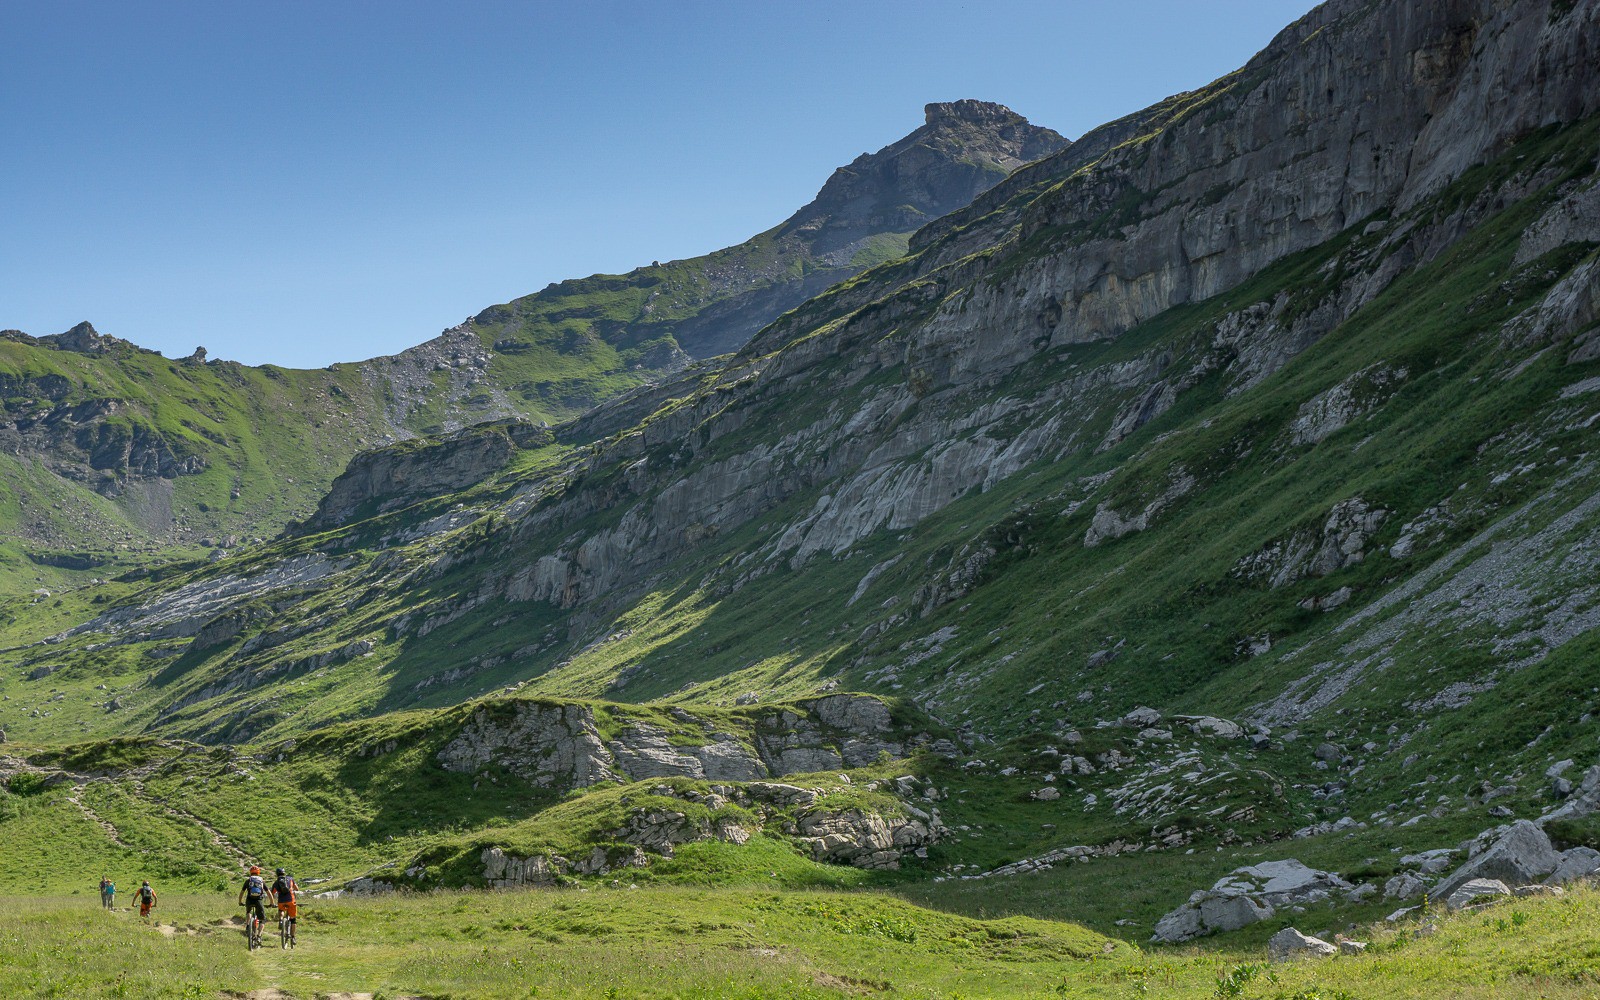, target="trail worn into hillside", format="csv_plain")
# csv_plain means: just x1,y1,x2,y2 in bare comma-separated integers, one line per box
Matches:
63,789,130,849
131,781,257,870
